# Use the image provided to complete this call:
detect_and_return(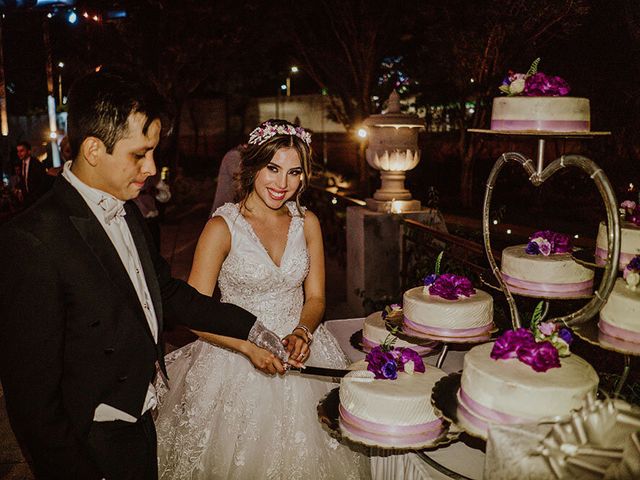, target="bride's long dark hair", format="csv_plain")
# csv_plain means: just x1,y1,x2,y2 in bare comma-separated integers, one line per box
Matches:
236,119,312,215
